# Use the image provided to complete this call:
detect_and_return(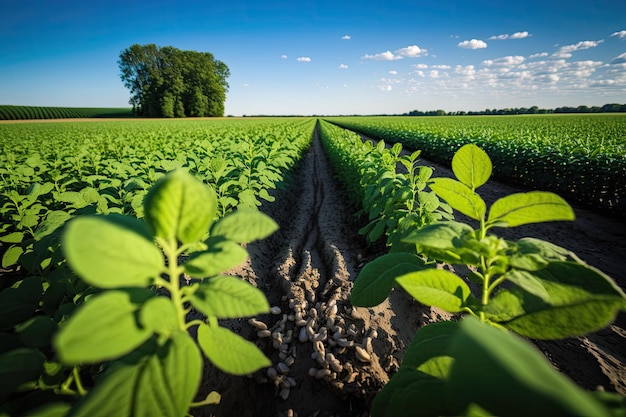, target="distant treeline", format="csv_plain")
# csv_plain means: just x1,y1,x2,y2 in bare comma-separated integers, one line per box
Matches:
0,105,134,120
404,103,626,116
